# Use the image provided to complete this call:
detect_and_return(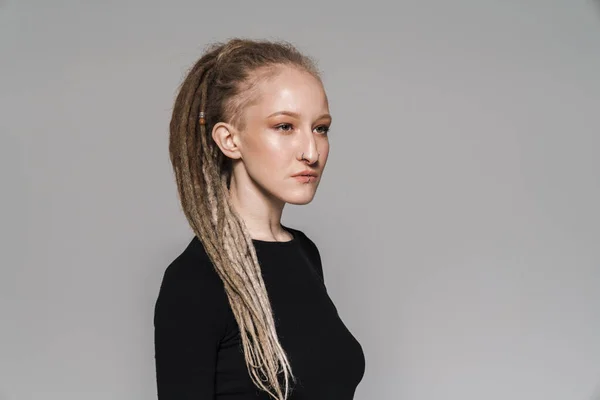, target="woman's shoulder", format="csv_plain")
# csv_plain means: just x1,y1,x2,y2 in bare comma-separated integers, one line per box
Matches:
154,236,232,337
286,226,321,256
157,236,225,301
284,226,324,281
